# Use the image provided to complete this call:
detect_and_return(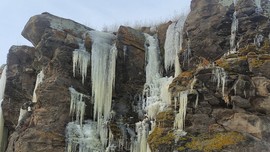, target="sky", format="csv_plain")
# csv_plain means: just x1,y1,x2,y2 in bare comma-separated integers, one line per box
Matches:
0,0,191,65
